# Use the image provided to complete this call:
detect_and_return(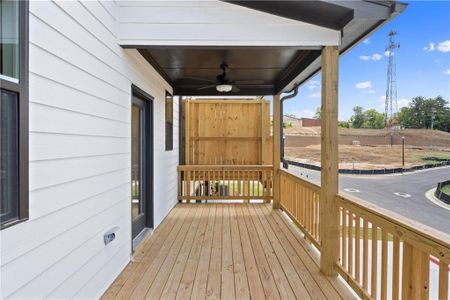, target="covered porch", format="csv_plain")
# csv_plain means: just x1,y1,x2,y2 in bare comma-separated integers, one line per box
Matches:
102,203,355,299
107,1,448,299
